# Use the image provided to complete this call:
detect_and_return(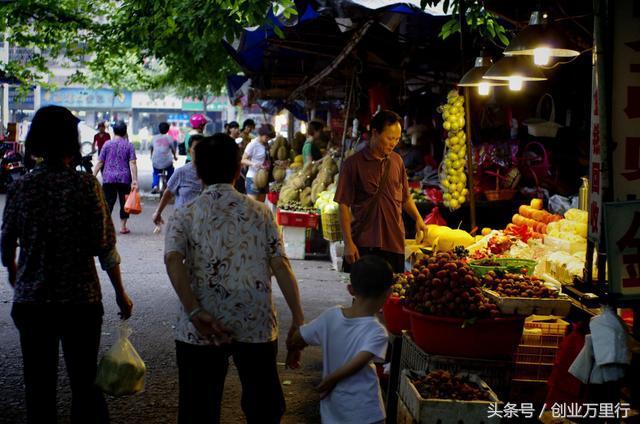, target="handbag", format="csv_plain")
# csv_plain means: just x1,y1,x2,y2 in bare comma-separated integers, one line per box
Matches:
124,187,142,215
